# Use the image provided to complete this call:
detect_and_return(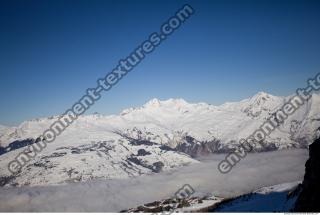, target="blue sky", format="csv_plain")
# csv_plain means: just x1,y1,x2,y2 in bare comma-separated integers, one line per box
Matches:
1,0,320,125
